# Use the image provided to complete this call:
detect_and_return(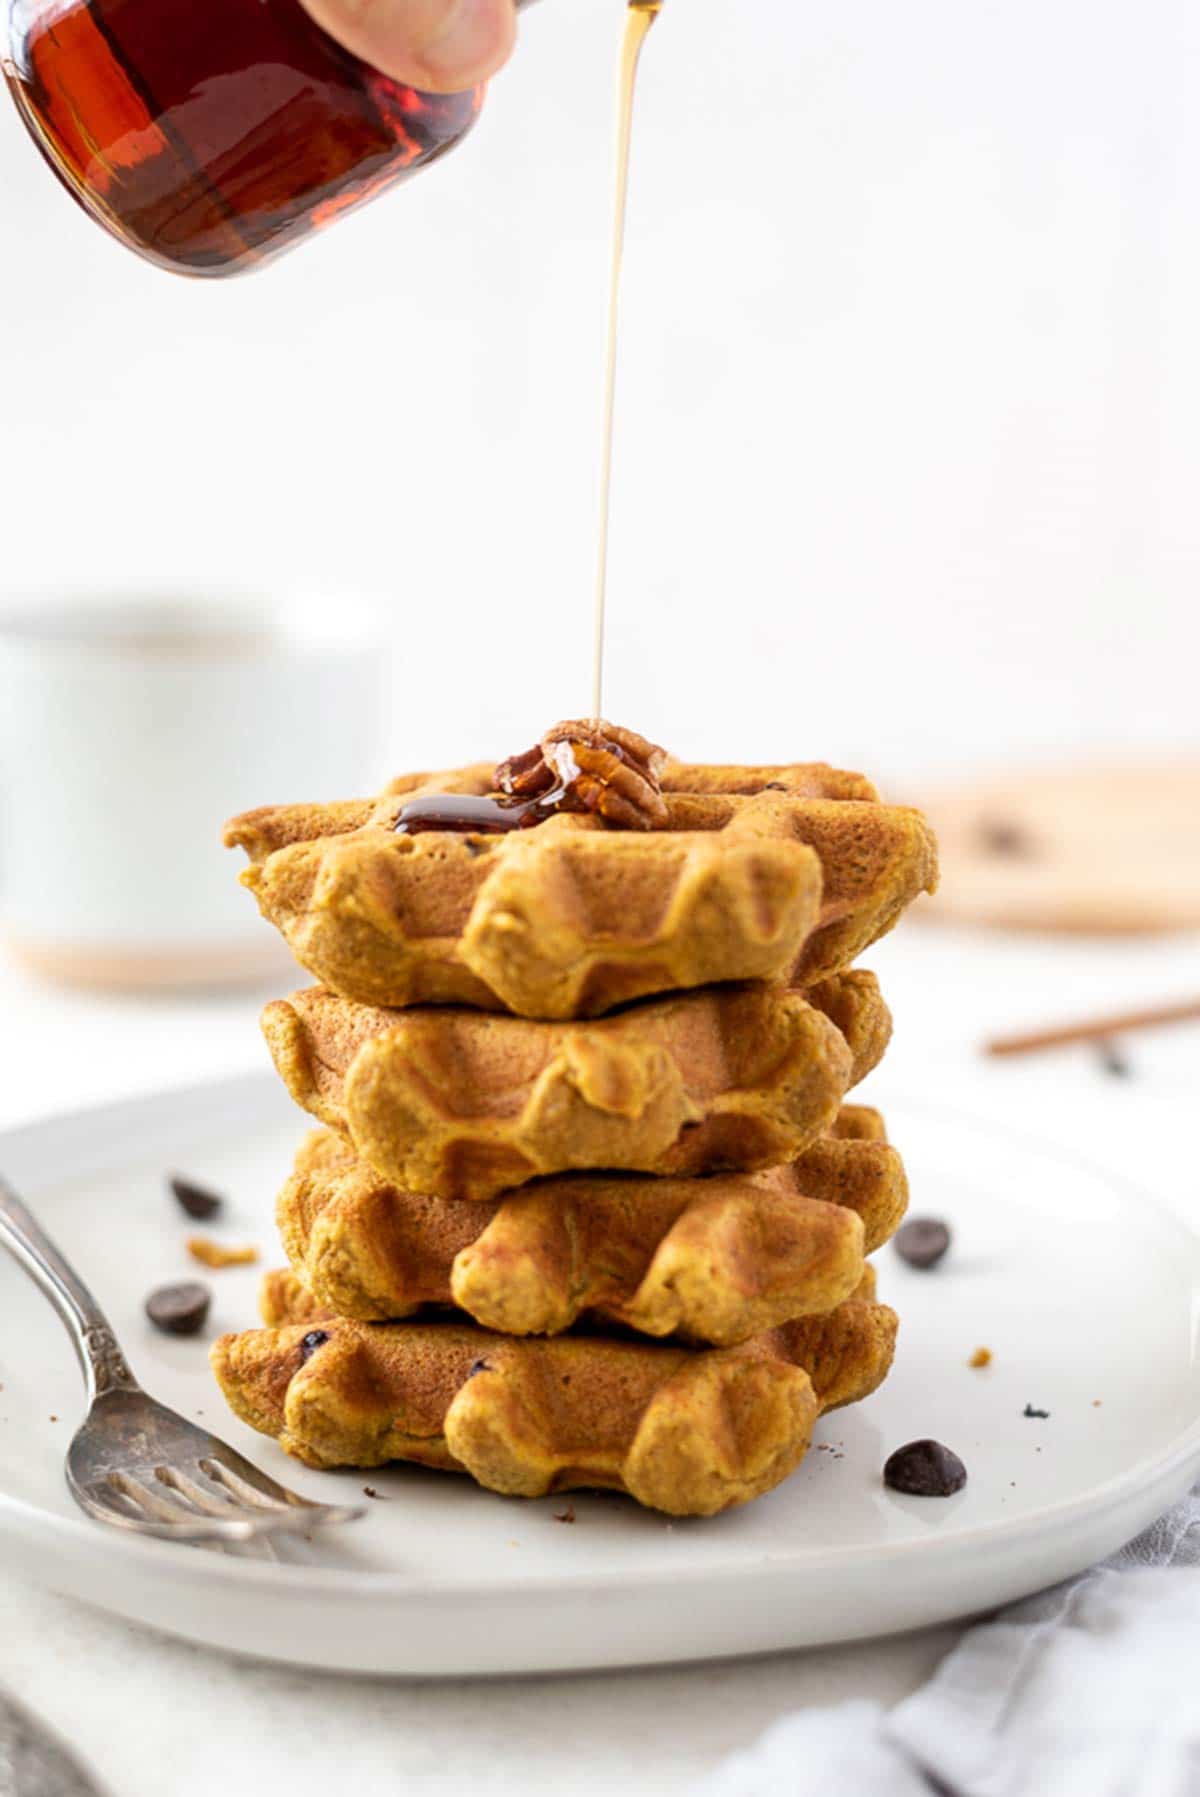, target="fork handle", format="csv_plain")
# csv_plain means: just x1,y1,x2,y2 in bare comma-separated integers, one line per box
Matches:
0,1176,139,1404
